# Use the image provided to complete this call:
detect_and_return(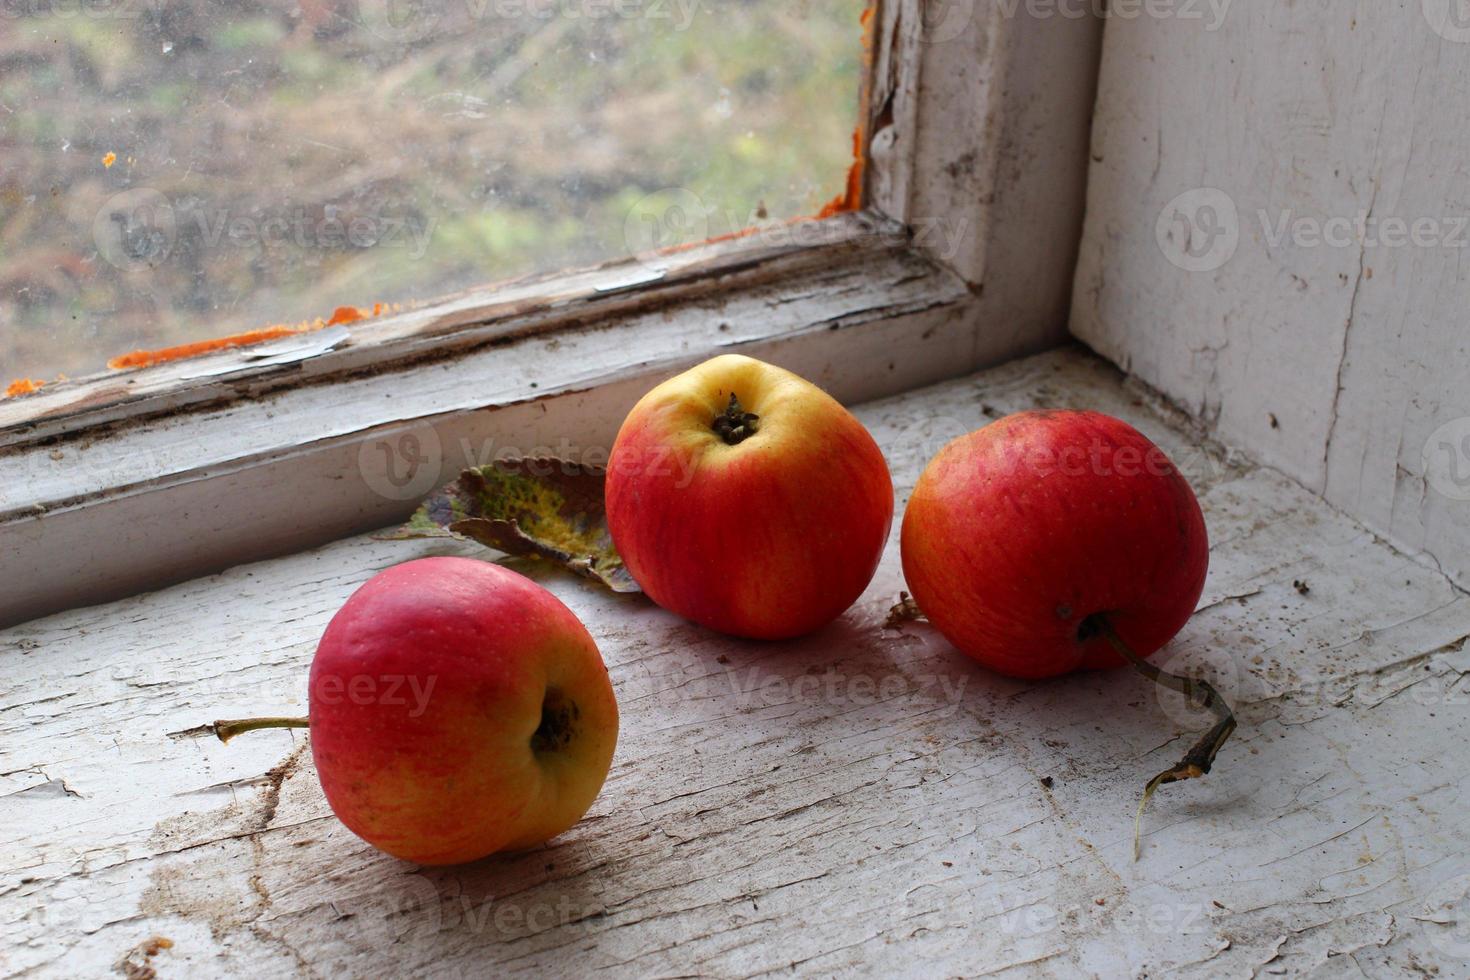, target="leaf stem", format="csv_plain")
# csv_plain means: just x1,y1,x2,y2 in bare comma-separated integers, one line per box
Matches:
211,716,310,744
1091,614,1237,861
